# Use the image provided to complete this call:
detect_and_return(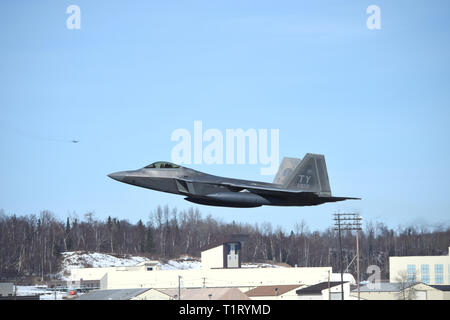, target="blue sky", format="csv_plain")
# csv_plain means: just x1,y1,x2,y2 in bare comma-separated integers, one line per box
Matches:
0,1,449,232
